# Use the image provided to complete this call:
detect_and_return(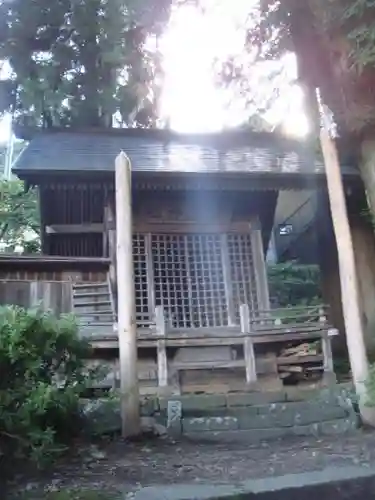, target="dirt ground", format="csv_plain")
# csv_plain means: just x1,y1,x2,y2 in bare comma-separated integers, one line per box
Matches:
8,429,375,498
